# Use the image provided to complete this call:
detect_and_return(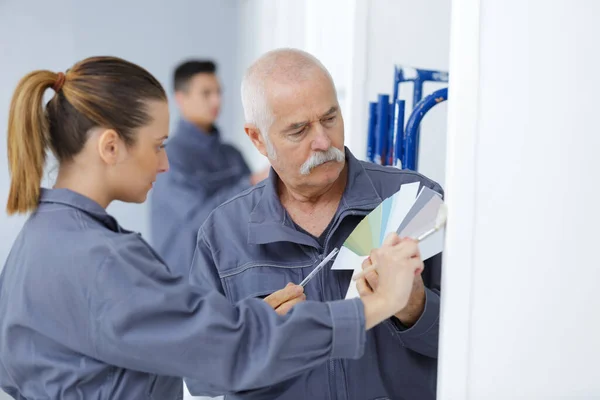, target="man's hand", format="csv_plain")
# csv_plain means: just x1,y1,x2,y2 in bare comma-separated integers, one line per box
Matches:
394,274,425,327
263,283,306,316
357,238,426,327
